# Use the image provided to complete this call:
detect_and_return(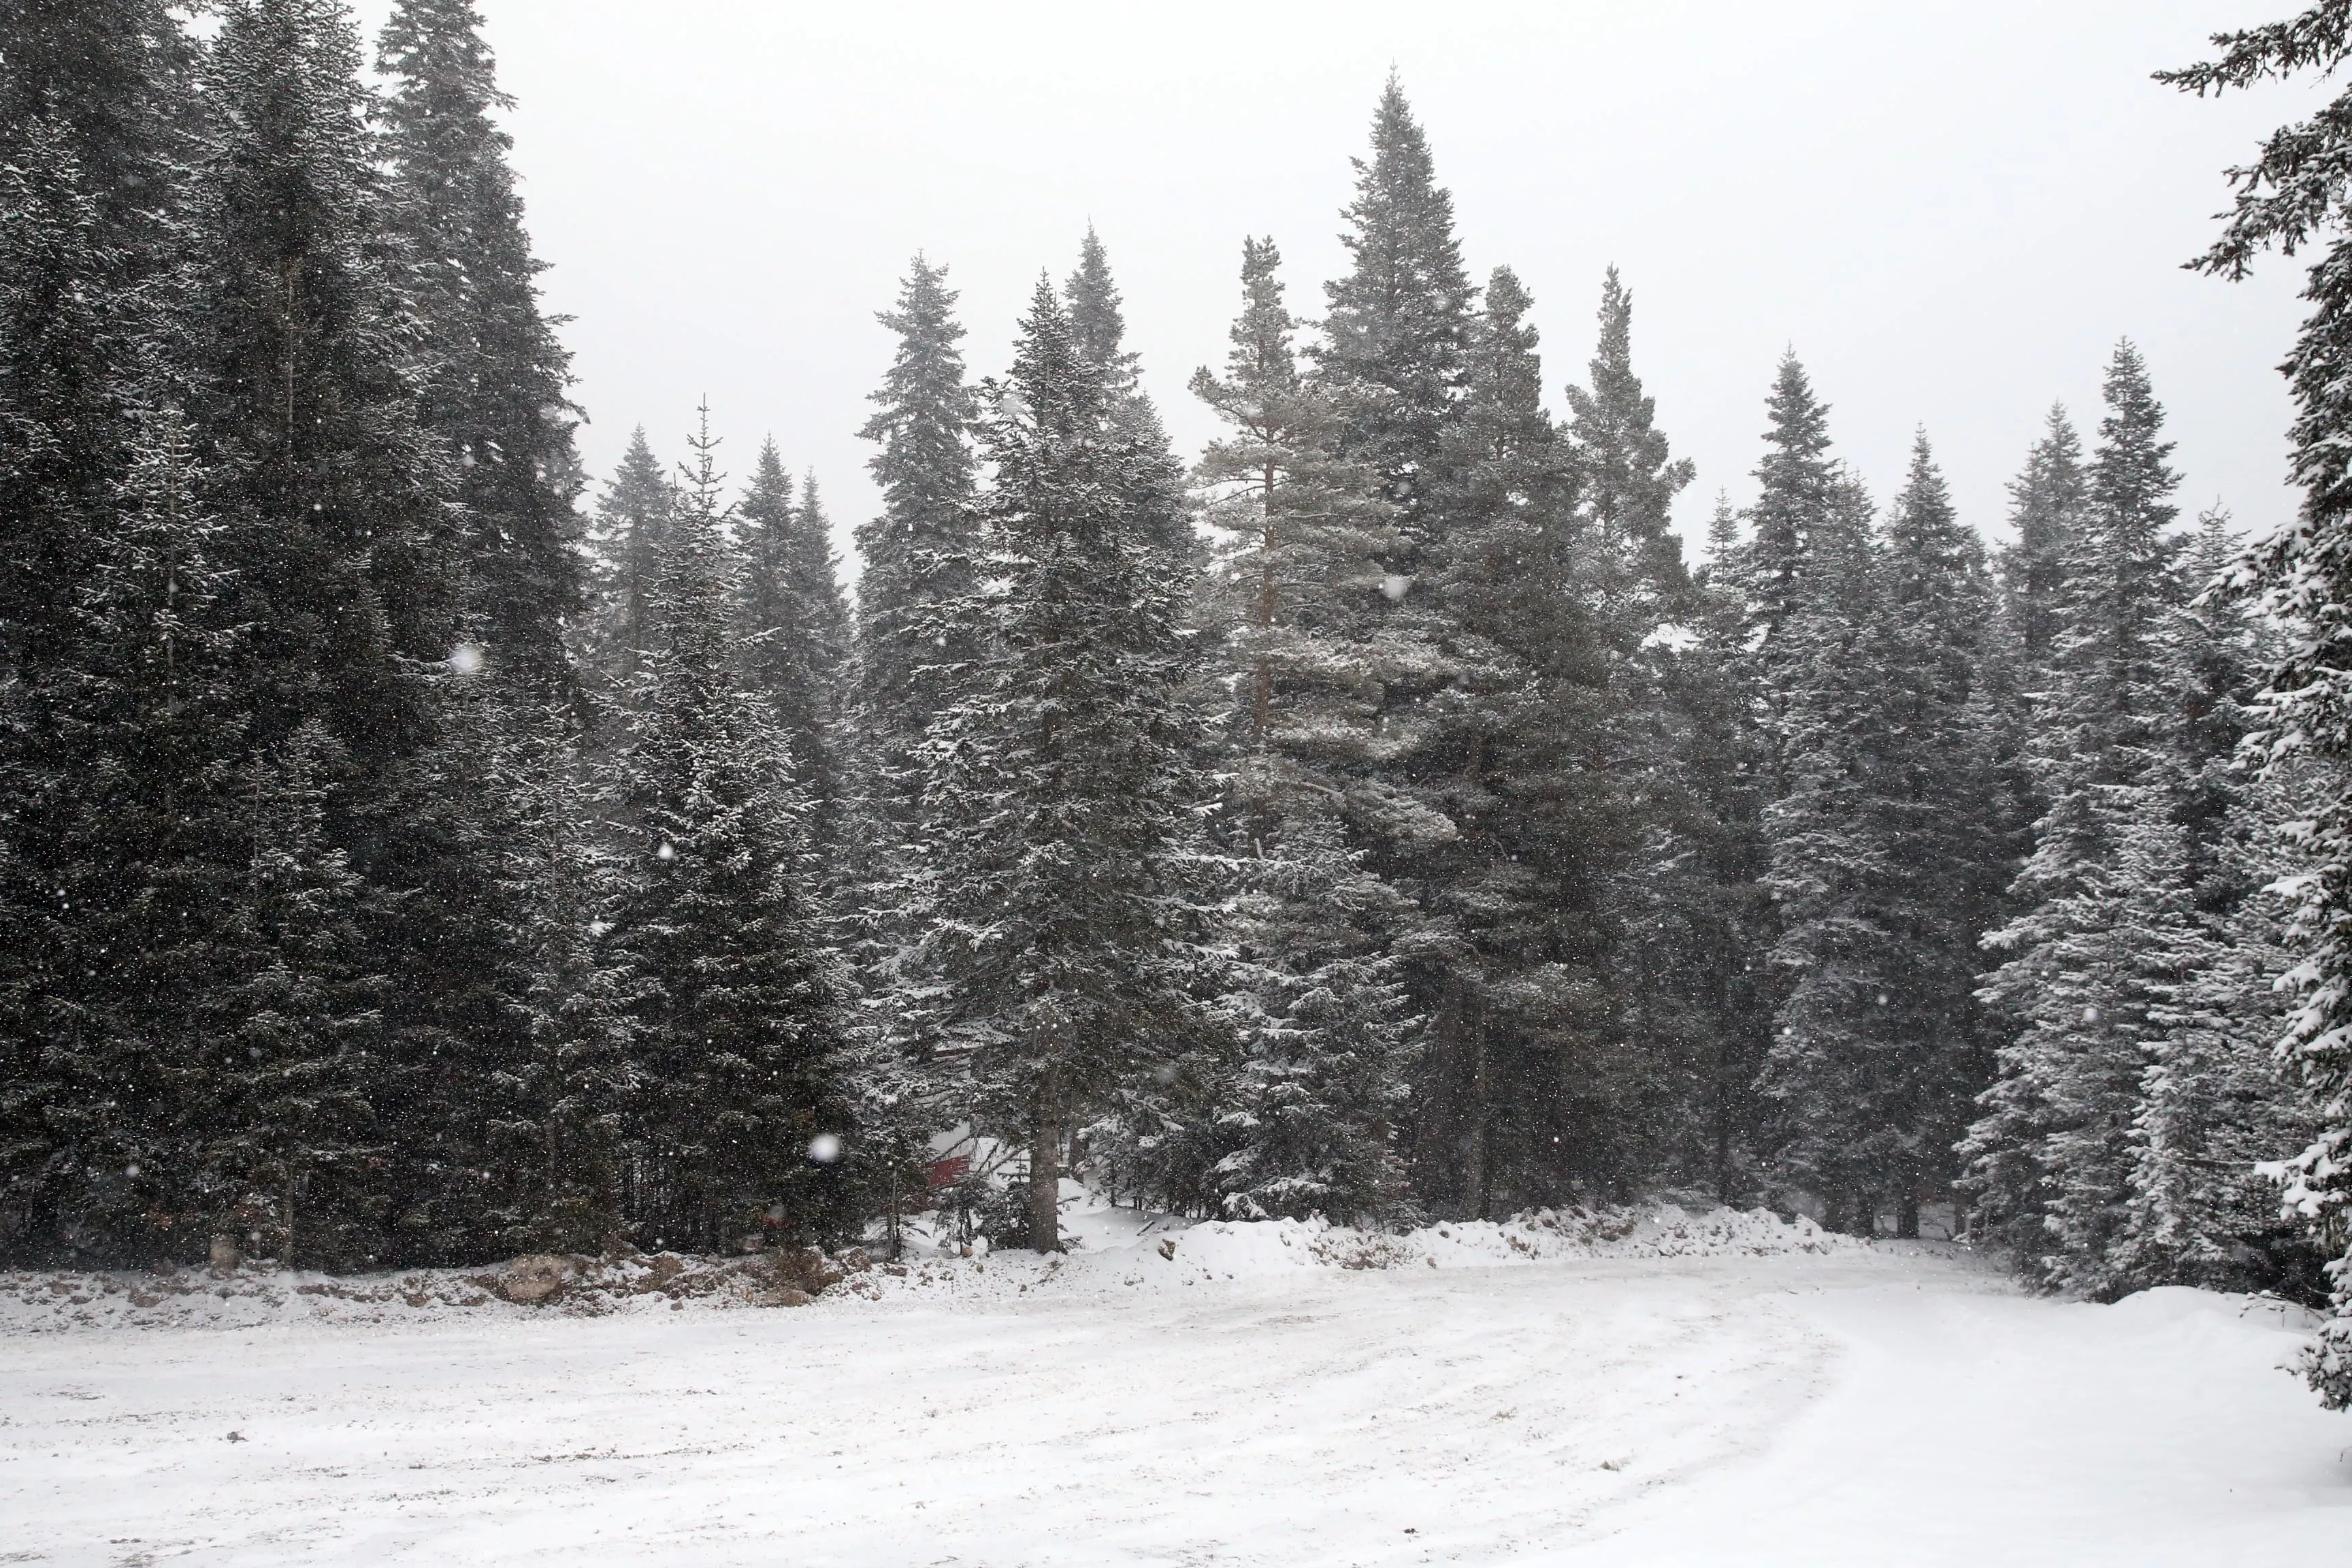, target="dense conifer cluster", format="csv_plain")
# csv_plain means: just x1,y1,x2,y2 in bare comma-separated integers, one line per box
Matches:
2,3,2347,1394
